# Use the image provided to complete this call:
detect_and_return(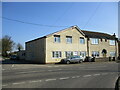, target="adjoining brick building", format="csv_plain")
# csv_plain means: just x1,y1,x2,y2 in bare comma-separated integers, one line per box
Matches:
25,26,118,63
